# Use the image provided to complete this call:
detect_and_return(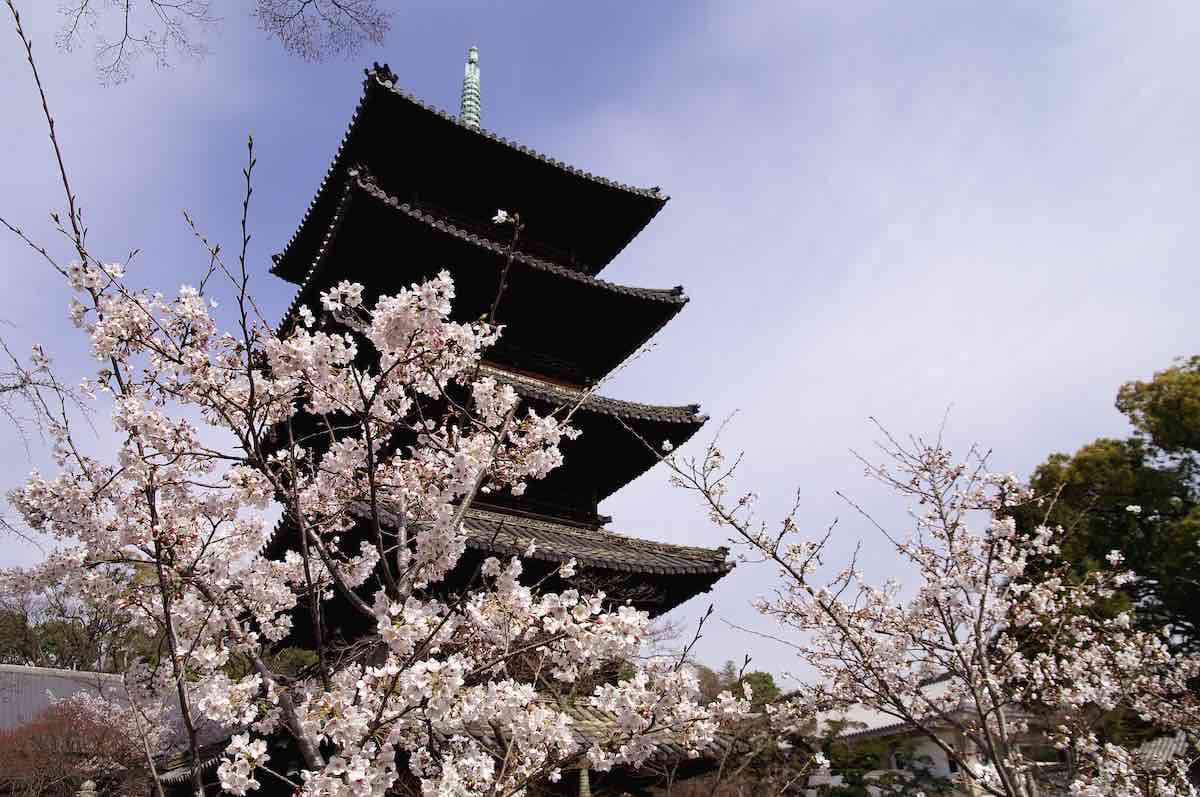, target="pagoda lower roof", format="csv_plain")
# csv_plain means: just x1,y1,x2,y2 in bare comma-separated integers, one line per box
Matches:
261,504,732,579
272,64,667,284
258,503,731,622
475,364,706,513
447,506,731,577
279,170,687,385
482,364,703,425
